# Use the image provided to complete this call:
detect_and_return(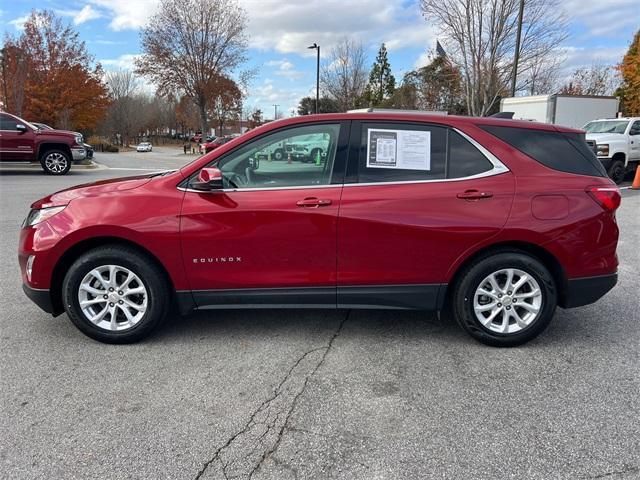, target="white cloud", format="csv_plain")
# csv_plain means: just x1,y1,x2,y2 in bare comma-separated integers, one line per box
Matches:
265,59,305,80
87,0,158,30
8,15,29,31
562,0,638,37
247,79,310,118
56,4,102,25
100,53,142,70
